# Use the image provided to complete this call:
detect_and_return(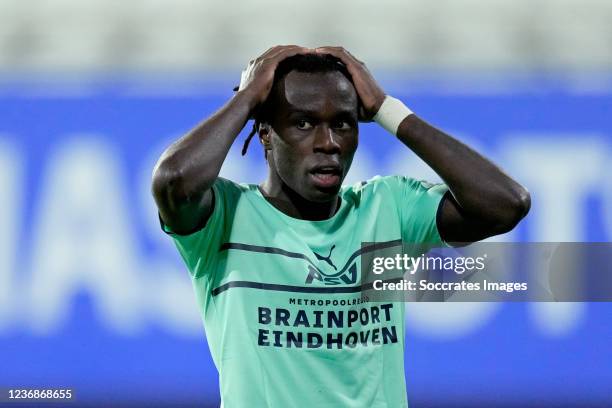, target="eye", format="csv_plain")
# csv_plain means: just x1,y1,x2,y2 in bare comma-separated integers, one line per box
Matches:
332,120,351,130
296,120,313,130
